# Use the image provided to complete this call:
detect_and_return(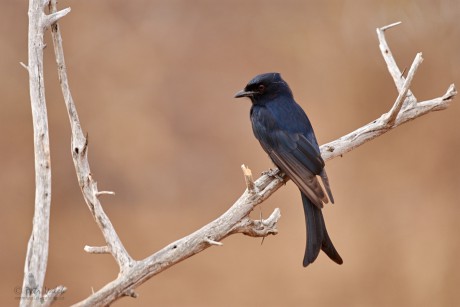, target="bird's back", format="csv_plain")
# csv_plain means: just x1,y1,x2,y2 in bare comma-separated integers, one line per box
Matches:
250,96,320,153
